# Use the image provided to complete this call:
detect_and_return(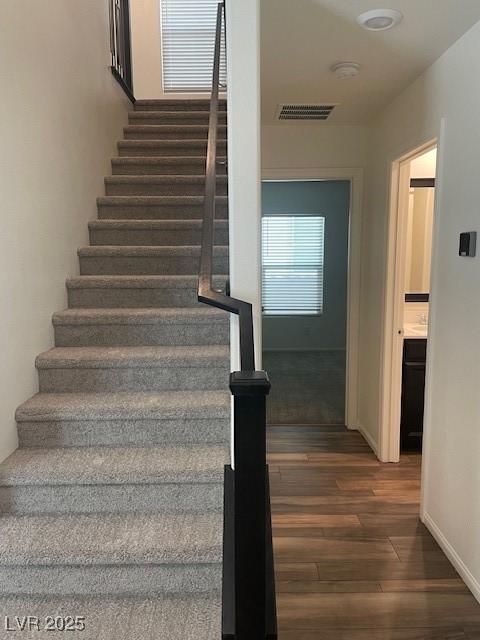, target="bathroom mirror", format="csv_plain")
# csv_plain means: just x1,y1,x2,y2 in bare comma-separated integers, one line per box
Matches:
405,178,435,302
